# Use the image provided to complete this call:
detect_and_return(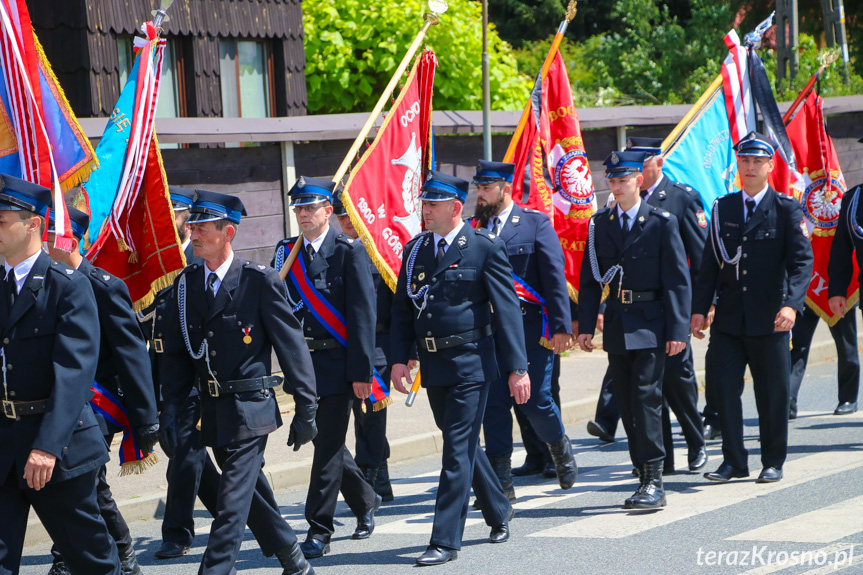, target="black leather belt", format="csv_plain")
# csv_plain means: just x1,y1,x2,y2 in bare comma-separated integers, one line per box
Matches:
201,375,283,398
611,290,661,304
306,338,340,352
151,338,164,353
2,399,48,418
418,325,493,352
